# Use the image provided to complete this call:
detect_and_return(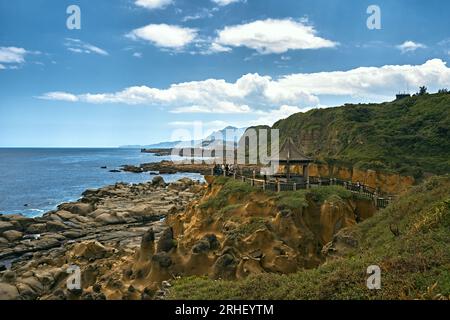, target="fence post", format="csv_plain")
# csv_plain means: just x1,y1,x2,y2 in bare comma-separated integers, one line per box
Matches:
211,167,214,175
277,182,281,193
263,181,266,191
306,178,310,189
344,181,347,190
293,183,297,191
234,172,236,180
253,170,256,180
318,177,322,186
373,191,378,208
241,176,245,182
